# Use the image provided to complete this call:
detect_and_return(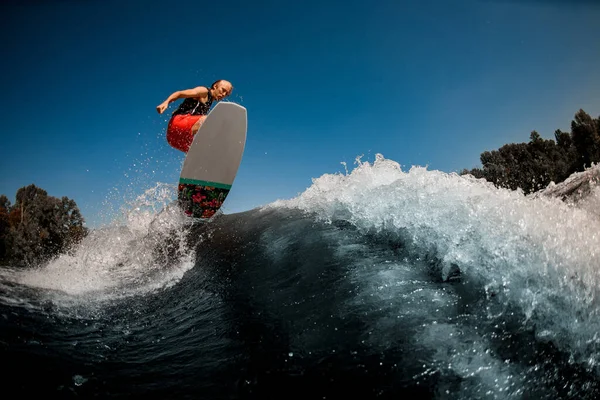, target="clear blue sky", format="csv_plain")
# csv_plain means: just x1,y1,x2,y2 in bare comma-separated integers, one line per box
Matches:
1,0,599,227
